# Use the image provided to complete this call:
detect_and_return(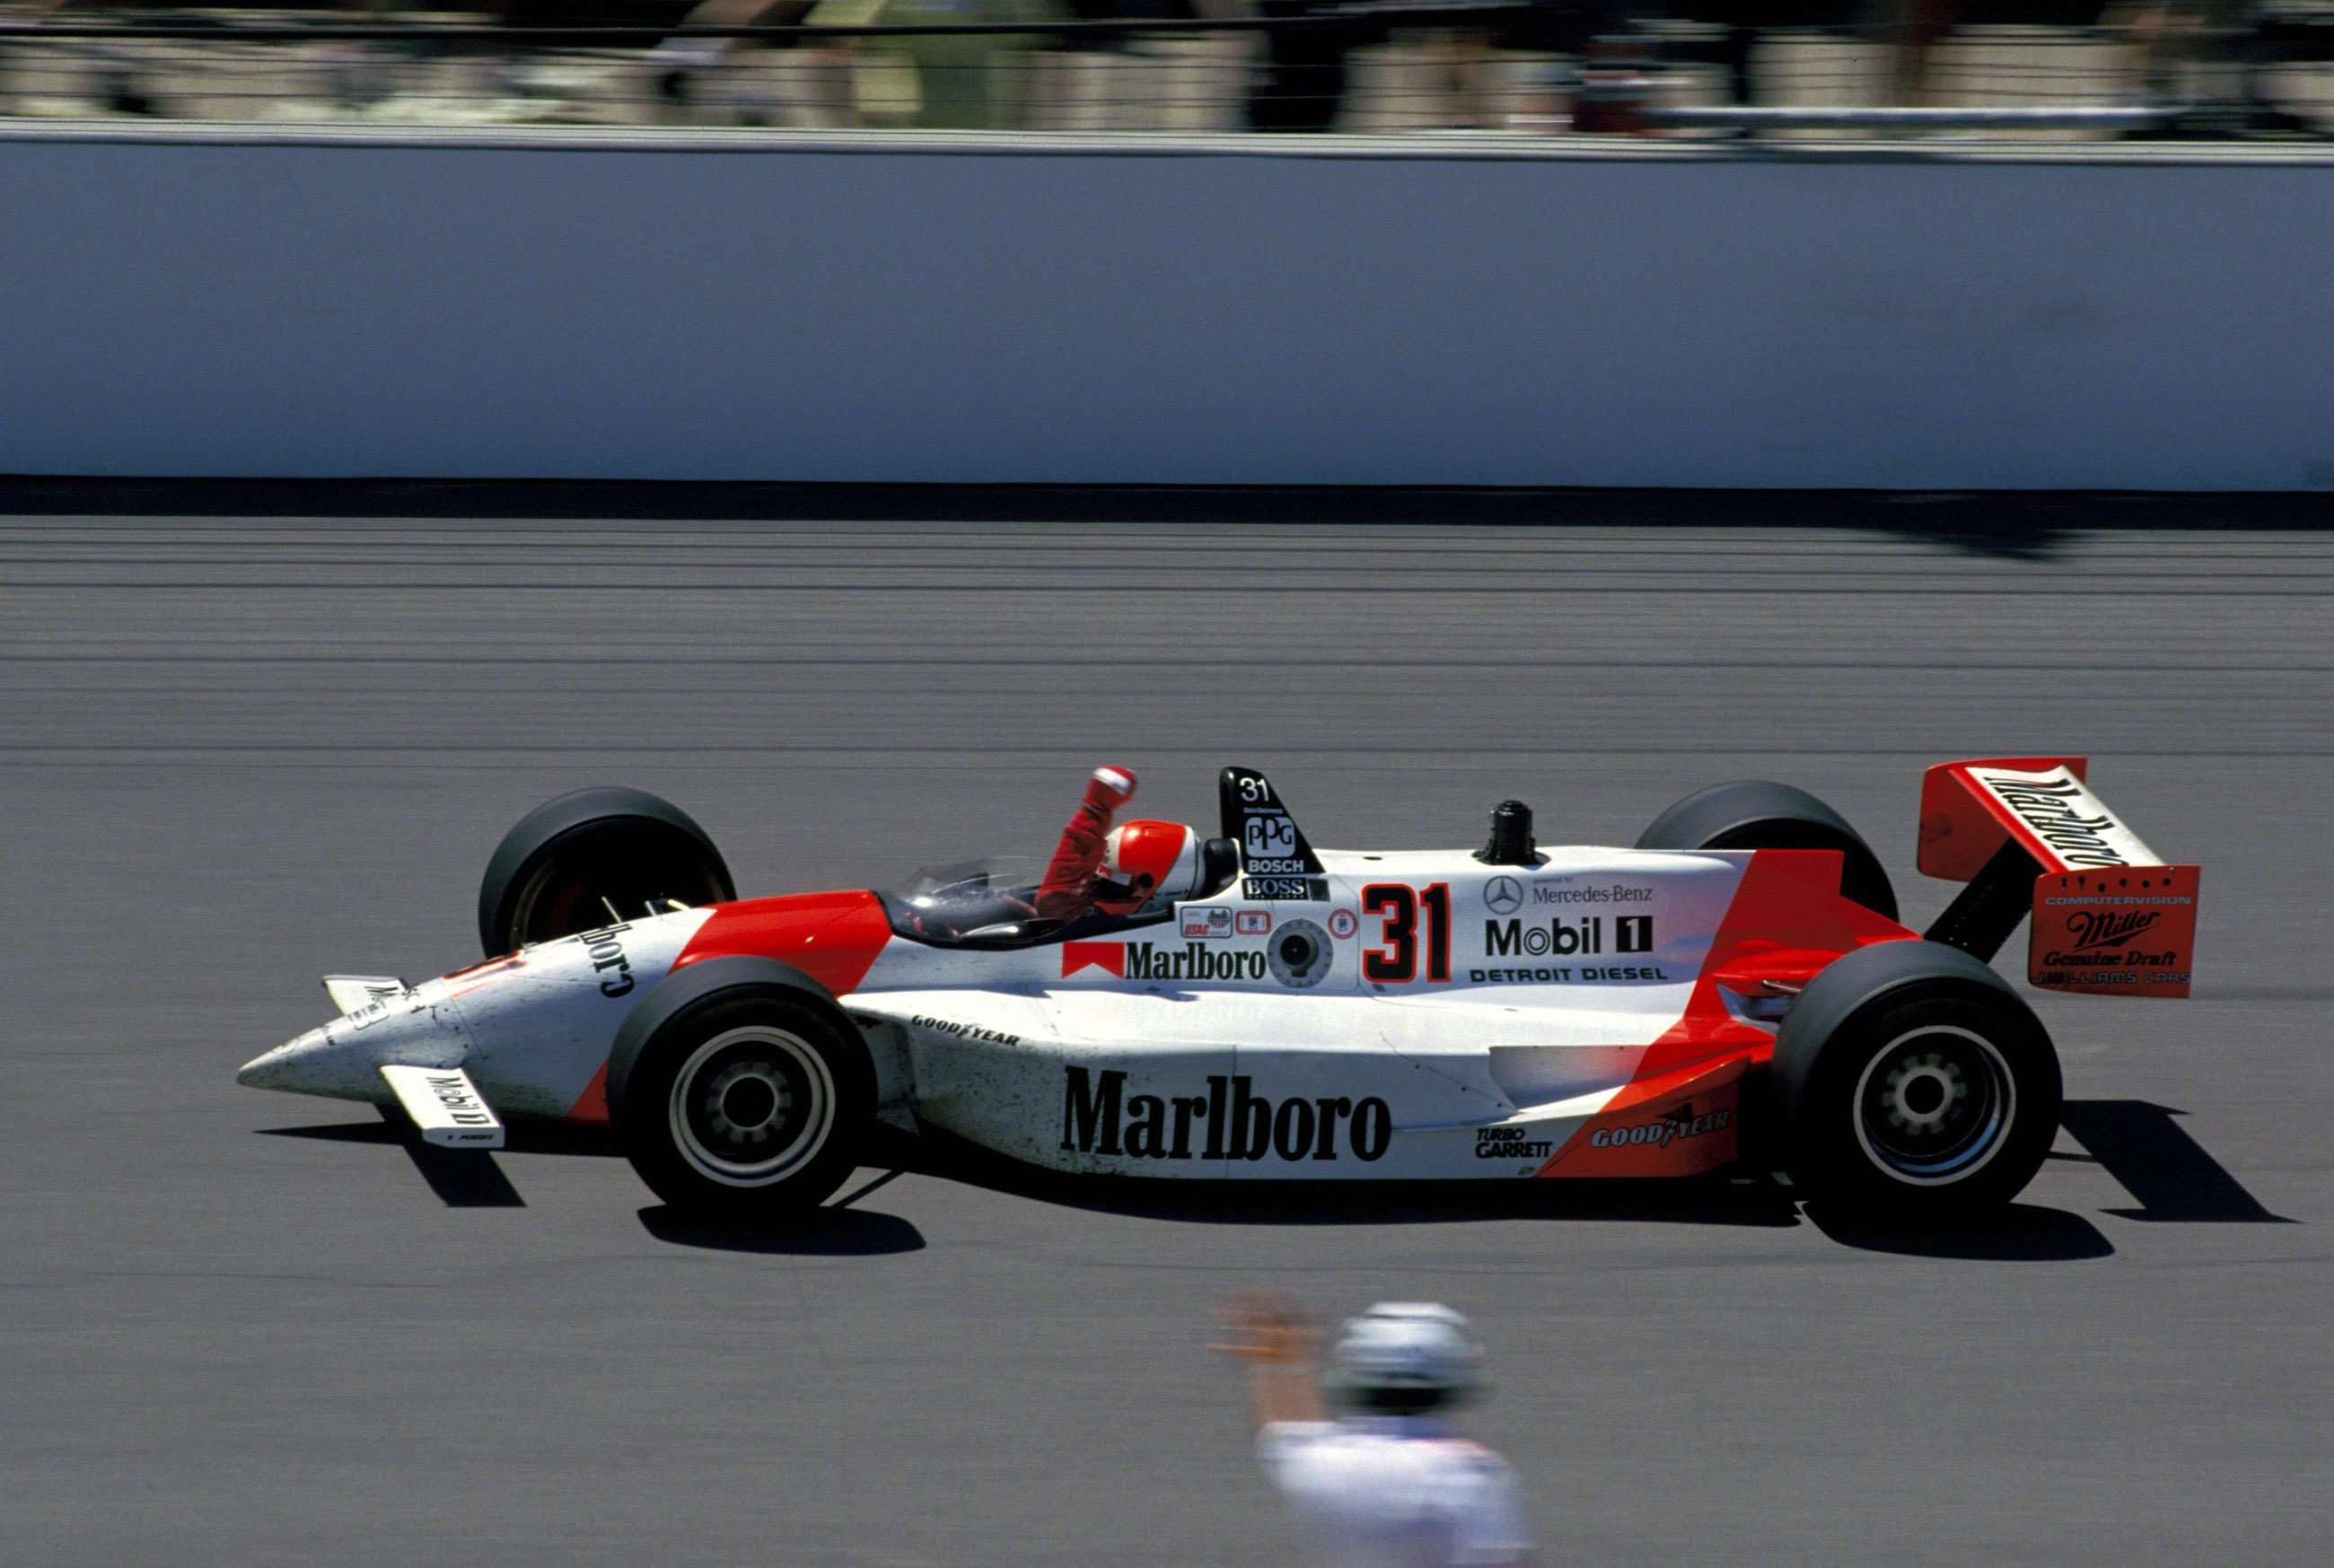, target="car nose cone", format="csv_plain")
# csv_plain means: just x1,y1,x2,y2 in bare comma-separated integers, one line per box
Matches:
237,1027,334,1092
238,994,472,1101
